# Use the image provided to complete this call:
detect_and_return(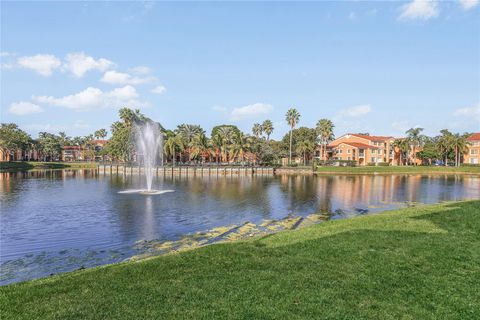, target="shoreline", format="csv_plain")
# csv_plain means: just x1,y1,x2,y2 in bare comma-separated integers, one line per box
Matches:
1,200,479,319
